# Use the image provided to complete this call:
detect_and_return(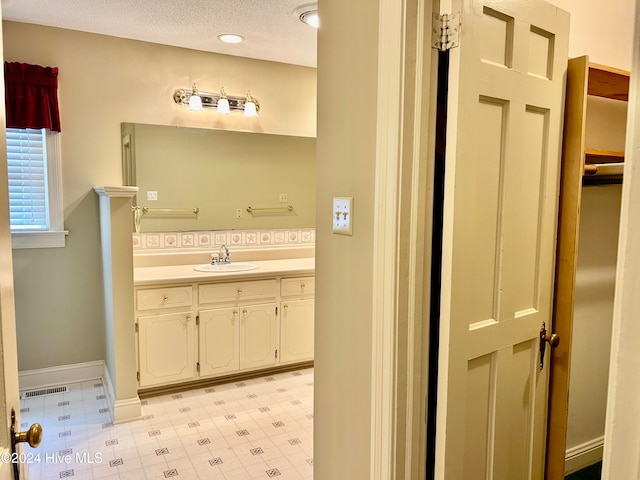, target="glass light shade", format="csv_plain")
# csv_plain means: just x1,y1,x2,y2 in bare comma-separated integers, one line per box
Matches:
216,87,231,114
243,100,258,118
188,94,203,111
217,97,230,114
